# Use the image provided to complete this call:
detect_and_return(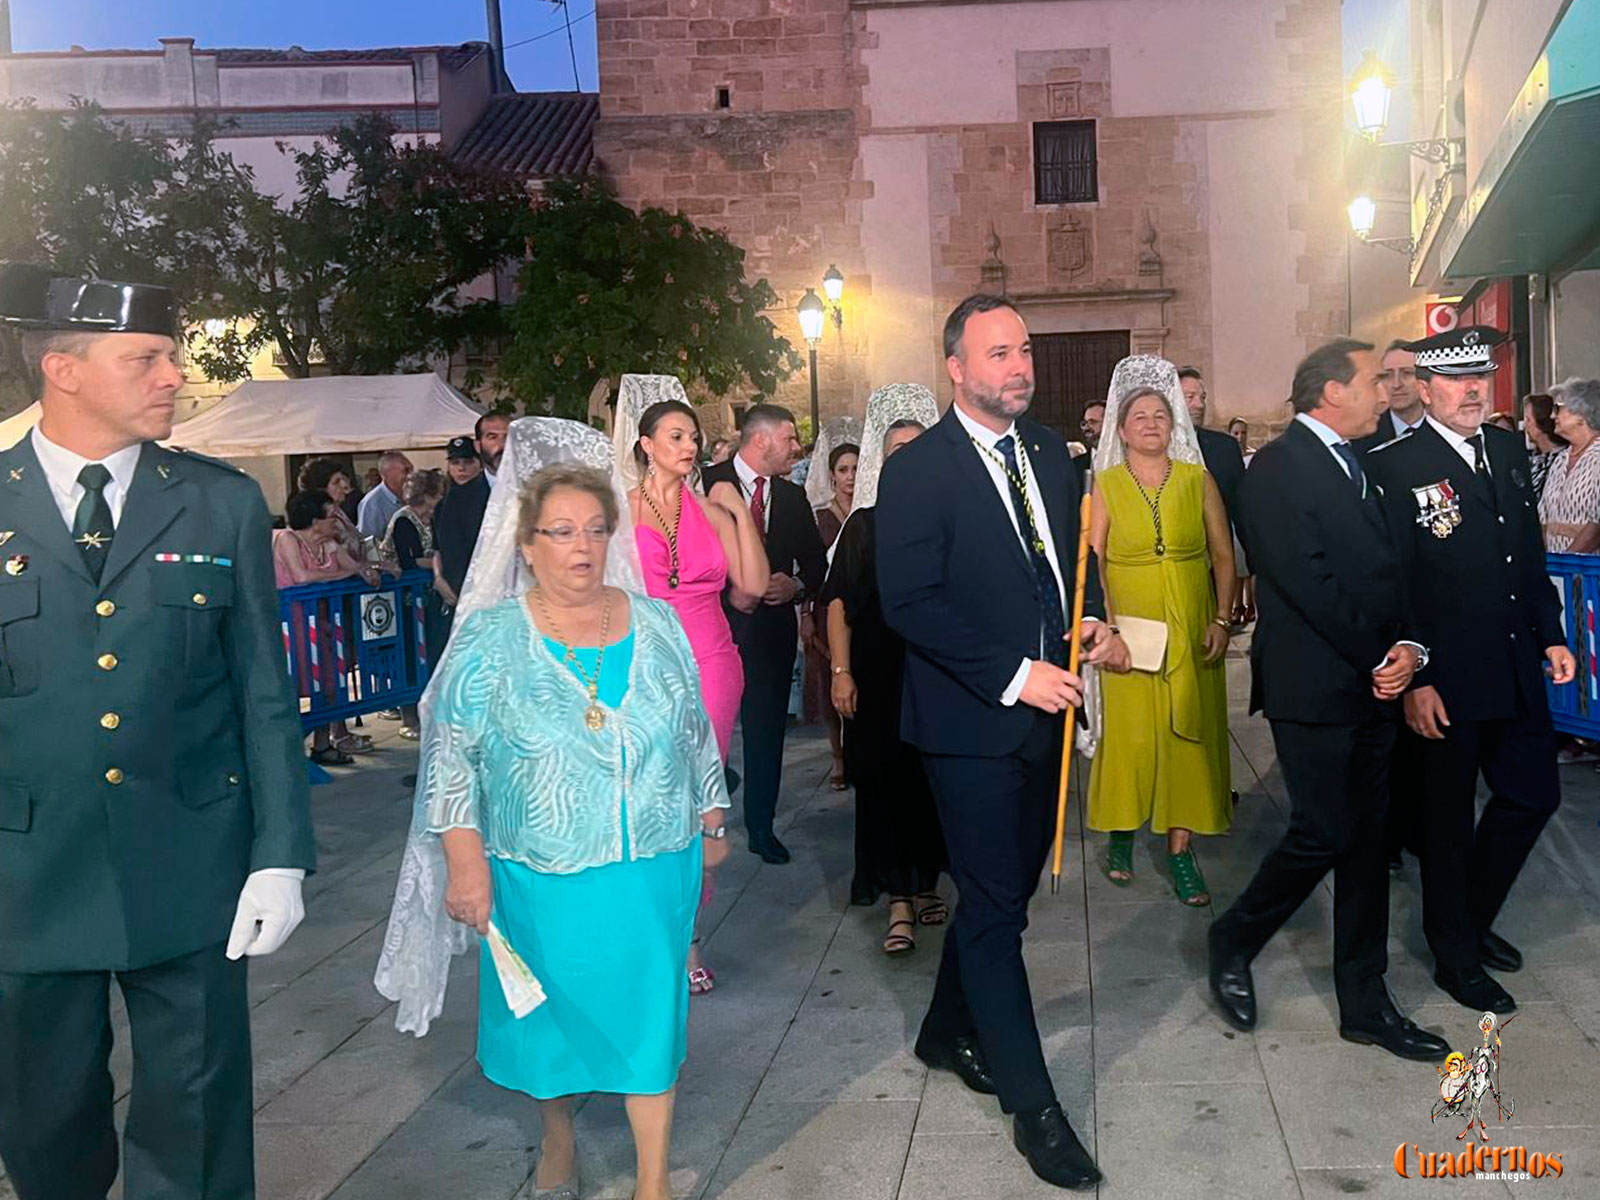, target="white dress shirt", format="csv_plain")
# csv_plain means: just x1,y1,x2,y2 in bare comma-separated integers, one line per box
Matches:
1385,409,1424,441
30,426,142,529
1424,414,1487,471
731,450,774,526
949,404,1075,705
